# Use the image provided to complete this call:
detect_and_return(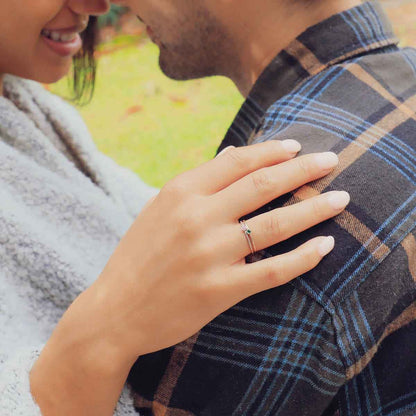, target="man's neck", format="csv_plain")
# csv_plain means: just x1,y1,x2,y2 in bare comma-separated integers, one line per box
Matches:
226,0,363,97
